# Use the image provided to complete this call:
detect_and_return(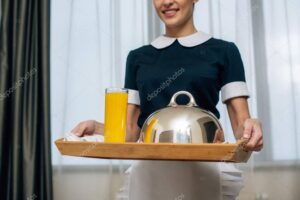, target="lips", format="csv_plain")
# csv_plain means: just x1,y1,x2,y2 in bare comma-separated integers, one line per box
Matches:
162,8,180,18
